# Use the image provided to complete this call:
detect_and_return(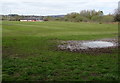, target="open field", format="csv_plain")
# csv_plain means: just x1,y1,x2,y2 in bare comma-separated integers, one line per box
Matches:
2,21,119,81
